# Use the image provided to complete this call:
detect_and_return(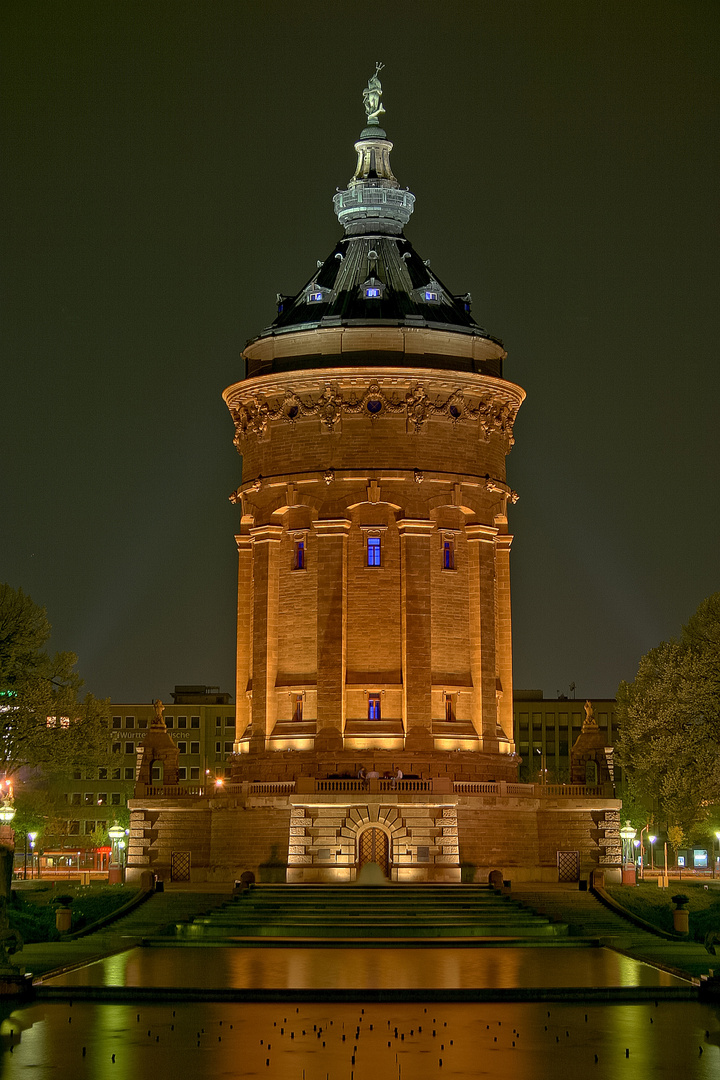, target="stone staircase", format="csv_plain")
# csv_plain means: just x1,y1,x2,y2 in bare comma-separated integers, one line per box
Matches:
512,888,657,948
168,884,570,942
